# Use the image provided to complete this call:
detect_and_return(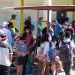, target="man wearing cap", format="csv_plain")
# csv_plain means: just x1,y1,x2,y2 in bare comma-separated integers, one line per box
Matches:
0,31,13,75
0,21,12,45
